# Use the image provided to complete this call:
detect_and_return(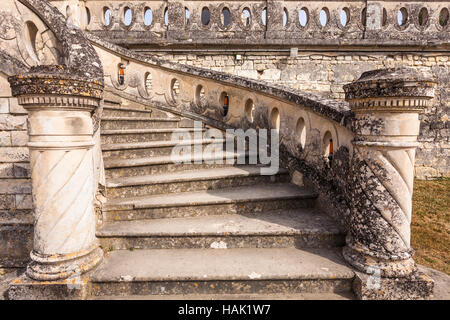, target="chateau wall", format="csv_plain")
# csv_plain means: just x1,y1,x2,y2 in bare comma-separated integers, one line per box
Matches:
146,51,449,179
